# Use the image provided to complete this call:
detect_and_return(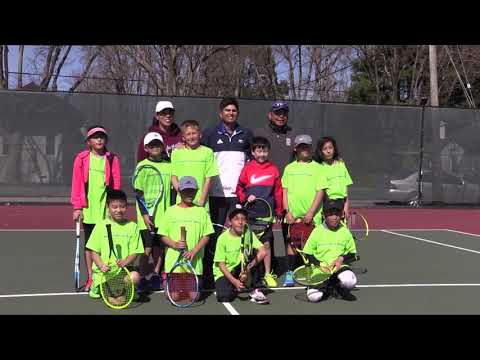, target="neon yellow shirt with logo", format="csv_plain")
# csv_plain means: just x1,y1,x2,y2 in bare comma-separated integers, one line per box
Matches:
133,158,172,231
318,160,353,200
213,229,263,281
158,205,214,274
83,153,107,224
281,160,328,225
86,218,144,288
171,145,219,212
302,223,356,266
